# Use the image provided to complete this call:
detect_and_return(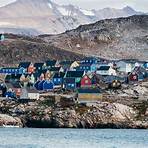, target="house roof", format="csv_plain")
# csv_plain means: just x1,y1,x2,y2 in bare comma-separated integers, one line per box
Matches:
65,71,84,78
132,66,148,75
78,88,101,94
19,62,31,68
34,63,44,68
53,72,65,78
60,61,73,65
49,67,61,72
6,82,22,89
98,66,110,71
46,60,57,66
5,74,22,82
